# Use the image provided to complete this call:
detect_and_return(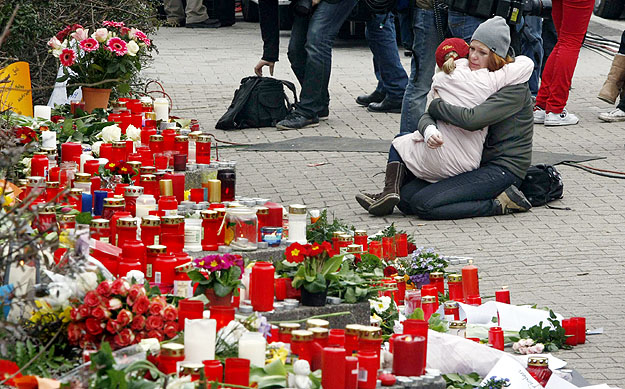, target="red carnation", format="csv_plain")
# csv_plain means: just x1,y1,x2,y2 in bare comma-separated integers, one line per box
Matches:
131,315,146,331
162,305,178,322
116,309,133,327
163,322,178,339
146,315,164,331
147,330,164,342
84,291,101,307
106,318,122,334
111,279,130,296
96,281,112,297
114,328,135,348
90,305,111,320
132,295,150,315
85,318,104,336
